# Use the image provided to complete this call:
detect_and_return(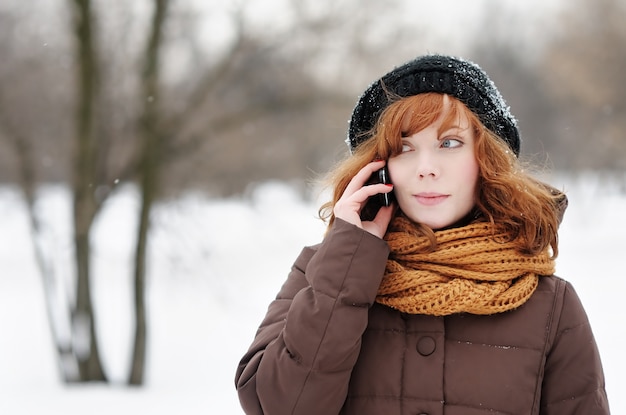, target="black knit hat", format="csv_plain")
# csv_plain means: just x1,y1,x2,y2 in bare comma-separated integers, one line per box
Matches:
347,54,520,156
